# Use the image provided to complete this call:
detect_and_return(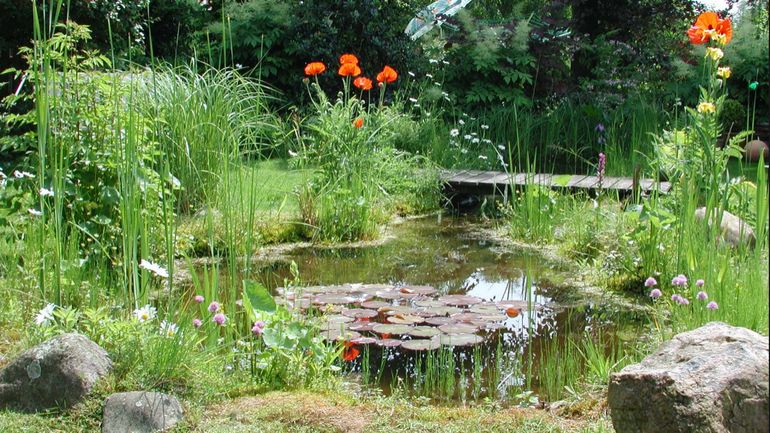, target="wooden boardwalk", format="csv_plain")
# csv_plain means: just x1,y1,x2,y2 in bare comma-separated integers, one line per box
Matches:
441,170,672,196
